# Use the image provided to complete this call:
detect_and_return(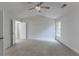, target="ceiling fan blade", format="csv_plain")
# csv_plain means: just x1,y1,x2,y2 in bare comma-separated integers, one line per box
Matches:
39,2,43,6
36,2,43,6
61,4,67,8
38,10,41,12
28,7,35,10
41,7,50,9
